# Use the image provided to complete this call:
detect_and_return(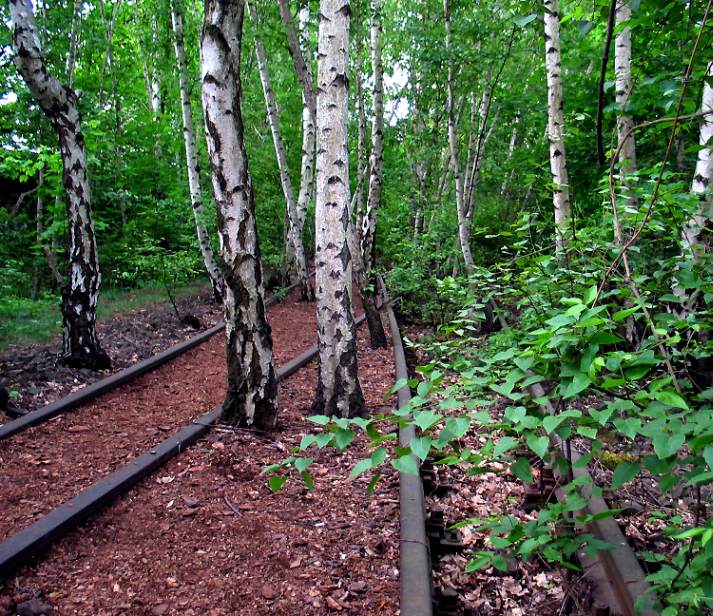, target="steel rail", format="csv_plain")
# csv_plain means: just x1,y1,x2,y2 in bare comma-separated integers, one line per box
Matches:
381,279,434,616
